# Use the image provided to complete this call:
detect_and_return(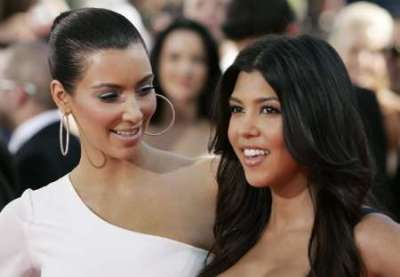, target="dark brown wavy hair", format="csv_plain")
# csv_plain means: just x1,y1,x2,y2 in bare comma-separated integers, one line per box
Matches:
200,35,373,277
